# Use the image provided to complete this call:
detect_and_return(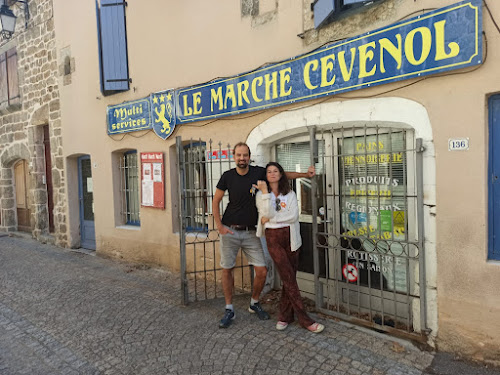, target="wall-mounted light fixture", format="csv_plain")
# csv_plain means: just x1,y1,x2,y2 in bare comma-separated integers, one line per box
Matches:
0,0,29,40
